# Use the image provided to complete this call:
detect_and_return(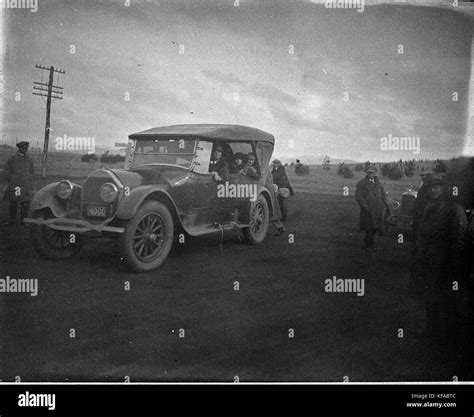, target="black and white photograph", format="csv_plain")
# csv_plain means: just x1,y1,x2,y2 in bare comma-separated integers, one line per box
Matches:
0,0,473,415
